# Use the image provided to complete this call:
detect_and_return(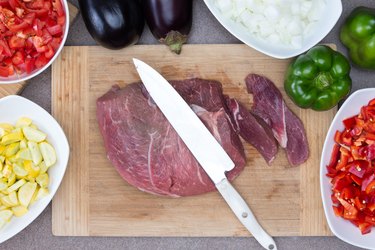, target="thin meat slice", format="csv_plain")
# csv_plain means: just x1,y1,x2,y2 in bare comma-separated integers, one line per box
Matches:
285,108,309,166
246,74,288,148
245,73,309,166
226,97,278,164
